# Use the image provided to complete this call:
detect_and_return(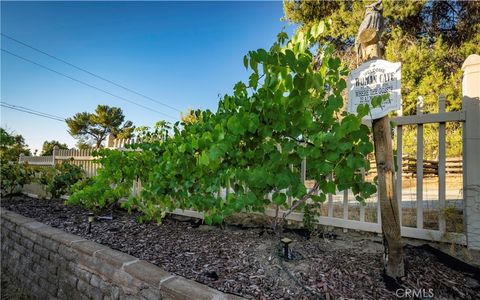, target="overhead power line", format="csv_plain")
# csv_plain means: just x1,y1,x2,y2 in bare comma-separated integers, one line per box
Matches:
1,102,65,122
2,102,66,120
1,33,182,113
2,48,177,120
